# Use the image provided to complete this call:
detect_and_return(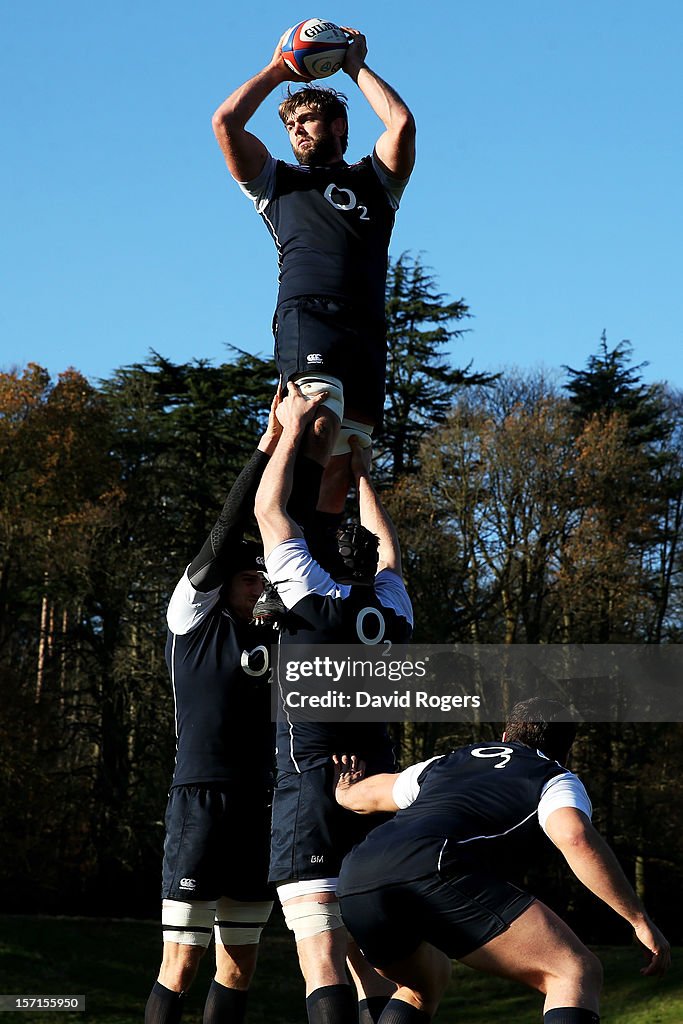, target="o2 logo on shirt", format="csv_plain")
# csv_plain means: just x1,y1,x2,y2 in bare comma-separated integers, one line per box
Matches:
324,183,370,221
355,606,386,645
471,745,514,769
241,645,270,677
